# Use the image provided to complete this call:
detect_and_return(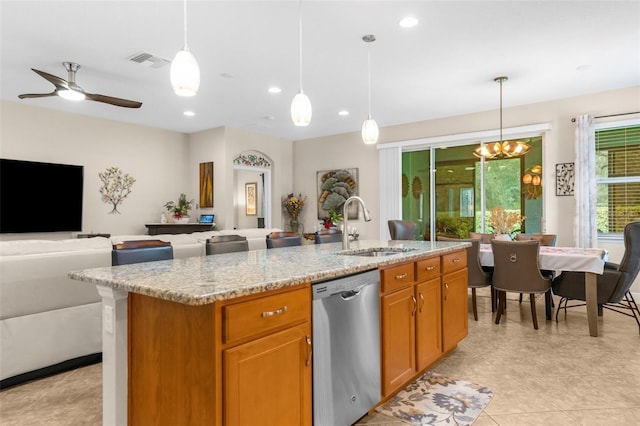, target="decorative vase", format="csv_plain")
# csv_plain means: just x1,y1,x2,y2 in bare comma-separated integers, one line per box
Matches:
288,218,303,234
174,215,190,224
494,233,512,241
